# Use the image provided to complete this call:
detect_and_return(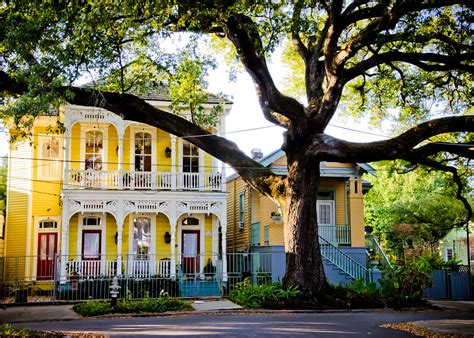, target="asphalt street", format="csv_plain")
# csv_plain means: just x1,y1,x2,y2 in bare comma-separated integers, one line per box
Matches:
15,310,474,337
